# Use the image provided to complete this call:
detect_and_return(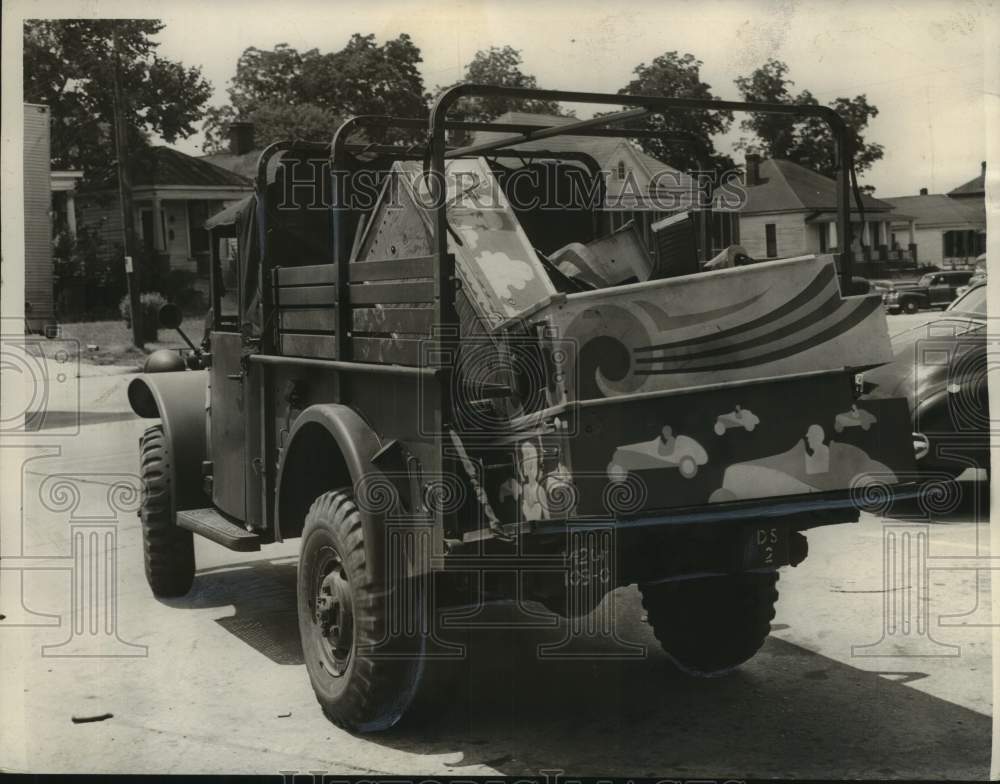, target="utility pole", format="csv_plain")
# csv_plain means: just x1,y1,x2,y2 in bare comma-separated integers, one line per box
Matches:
111,25,143,348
